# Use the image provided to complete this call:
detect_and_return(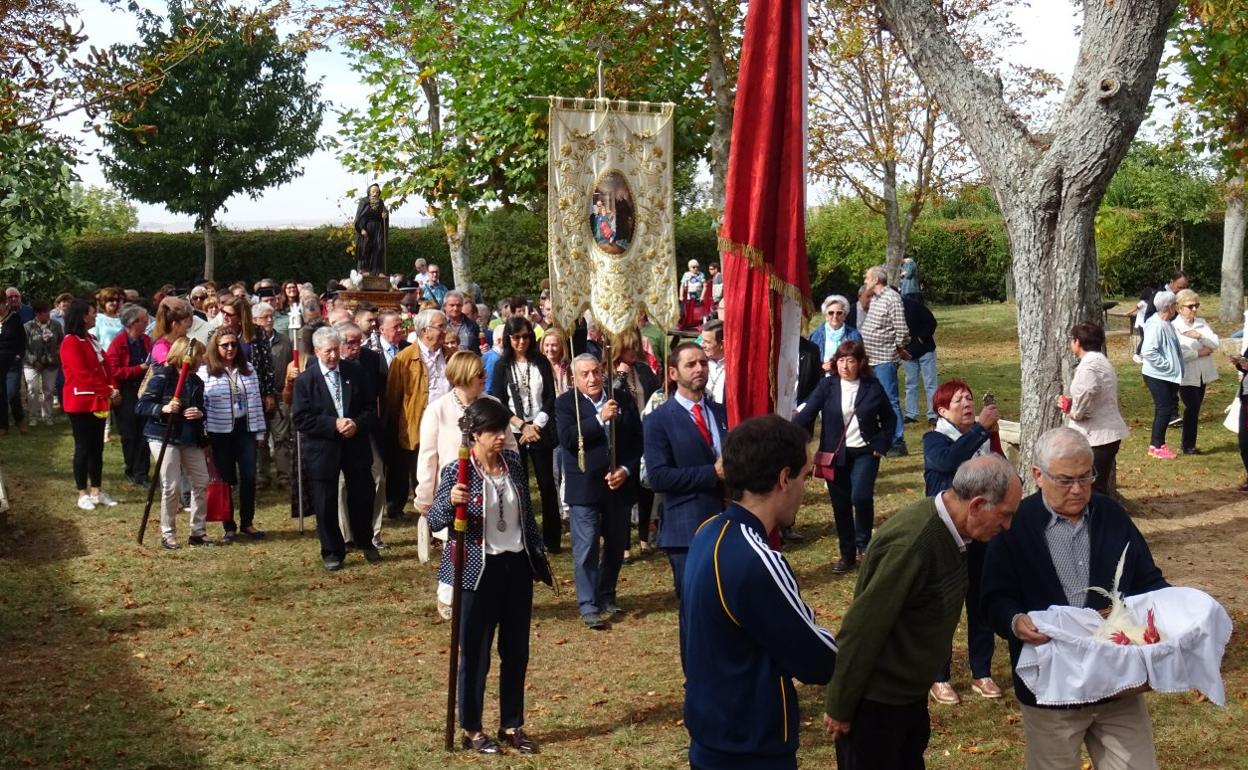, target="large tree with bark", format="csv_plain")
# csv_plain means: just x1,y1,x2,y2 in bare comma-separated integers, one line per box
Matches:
875,0,1178,470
